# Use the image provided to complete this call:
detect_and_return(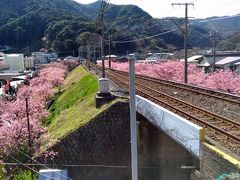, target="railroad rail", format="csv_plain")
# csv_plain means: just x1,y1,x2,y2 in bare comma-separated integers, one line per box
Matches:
104,68,240,157
108,68,240,106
